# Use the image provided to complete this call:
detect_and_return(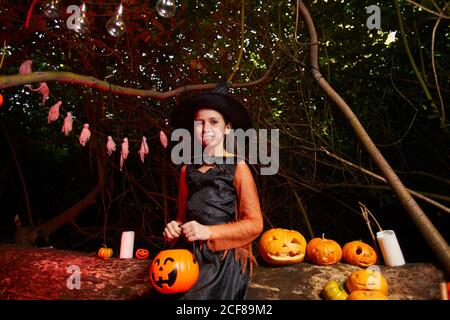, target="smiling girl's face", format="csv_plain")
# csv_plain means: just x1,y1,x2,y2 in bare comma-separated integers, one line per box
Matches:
193,108,231,150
